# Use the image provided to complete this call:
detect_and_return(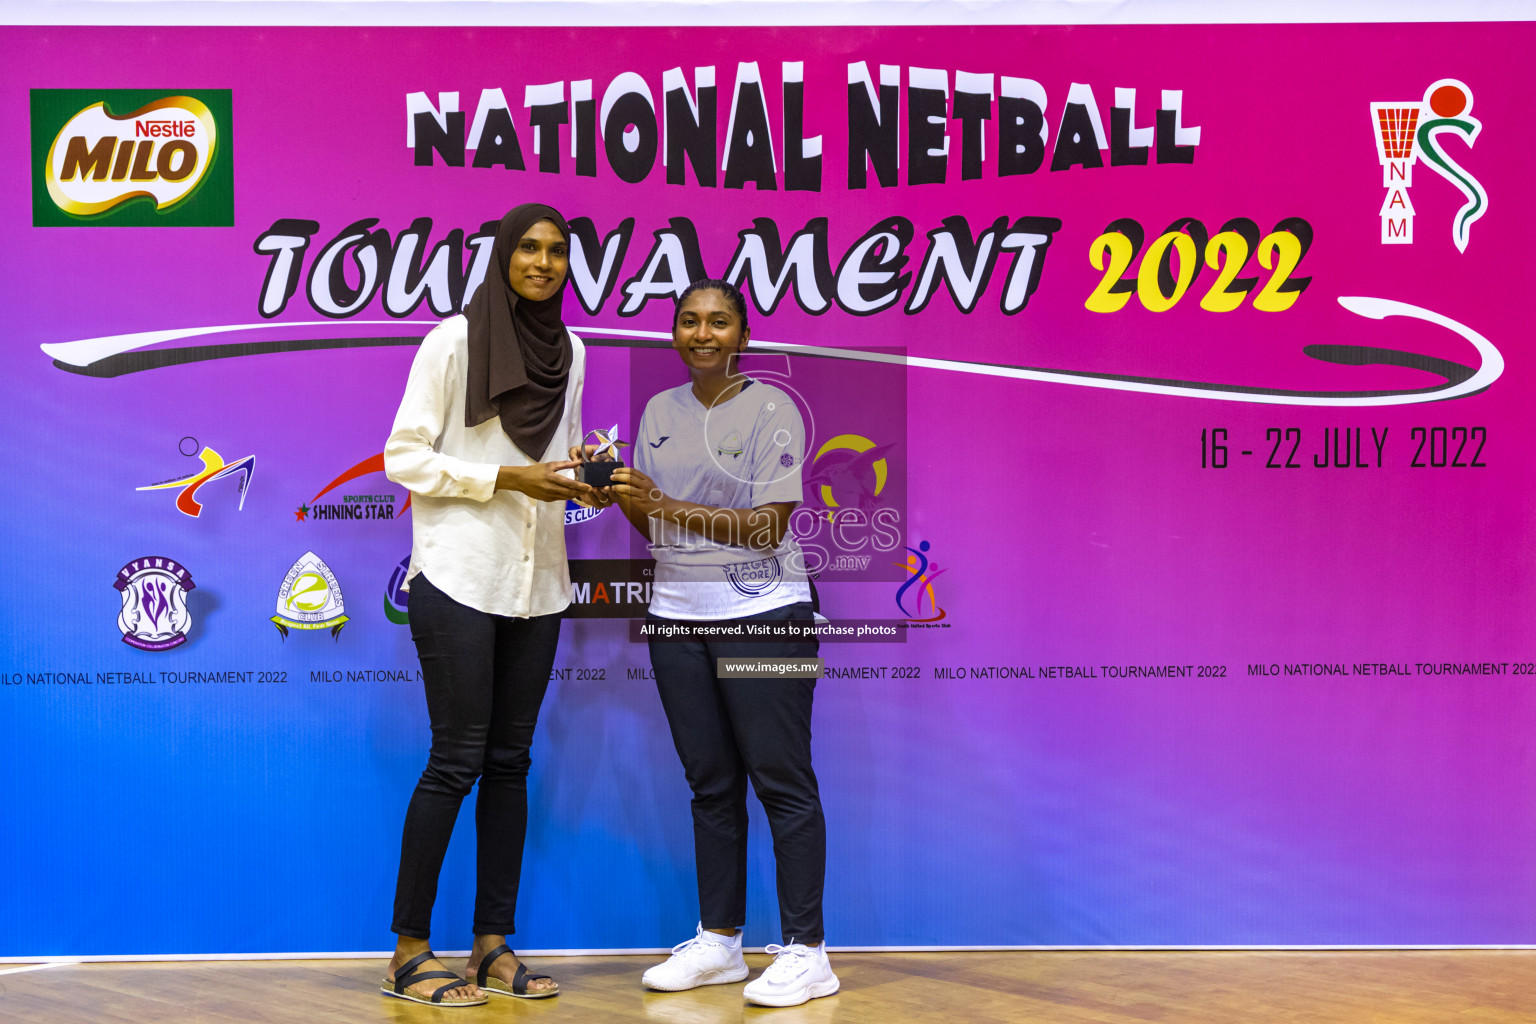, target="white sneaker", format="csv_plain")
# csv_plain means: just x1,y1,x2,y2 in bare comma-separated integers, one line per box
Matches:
642,924,749,991
743,942,839,1007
